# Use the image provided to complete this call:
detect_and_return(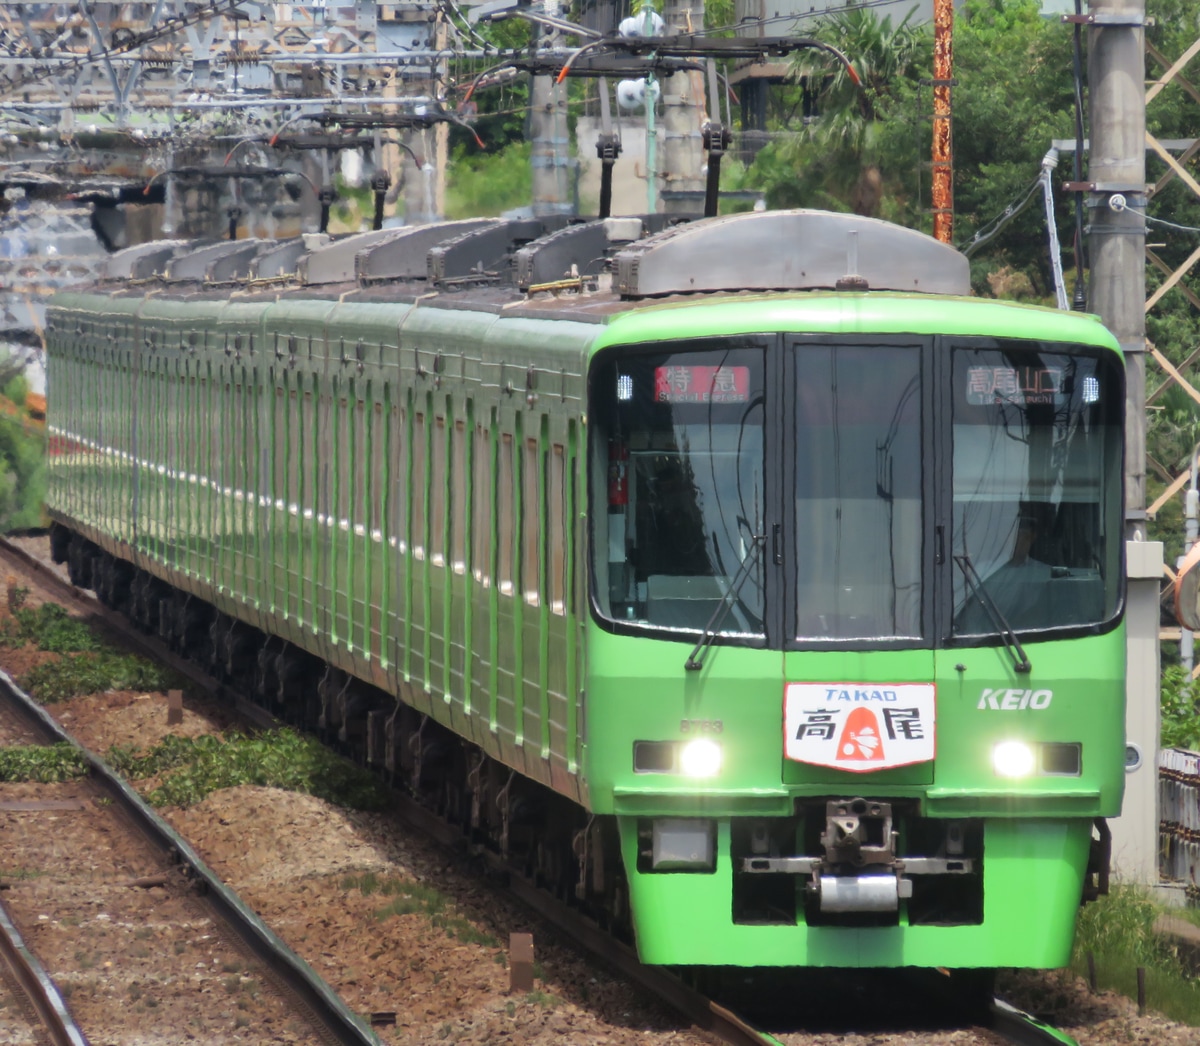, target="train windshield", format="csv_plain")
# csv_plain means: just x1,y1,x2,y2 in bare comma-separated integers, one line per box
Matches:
793,345,923,639
951,345,1123,635
589,344,766,636
589,335,1123,647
